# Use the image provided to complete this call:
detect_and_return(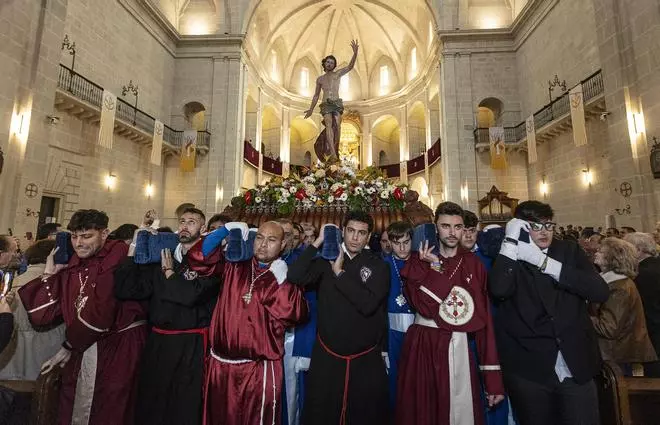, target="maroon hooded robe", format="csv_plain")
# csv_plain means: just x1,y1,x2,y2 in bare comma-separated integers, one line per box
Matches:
19,239,147,425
